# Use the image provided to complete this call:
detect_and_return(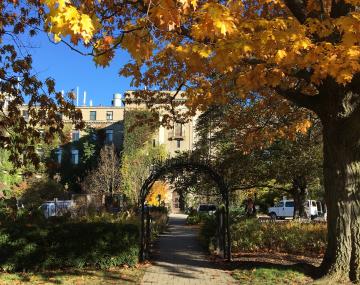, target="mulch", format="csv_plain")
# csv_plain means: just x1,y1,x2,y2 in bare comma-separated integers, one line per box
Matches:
230,252,322,266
